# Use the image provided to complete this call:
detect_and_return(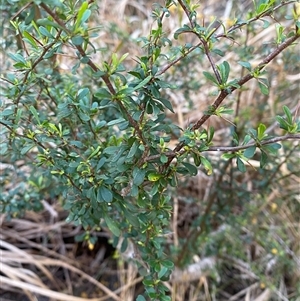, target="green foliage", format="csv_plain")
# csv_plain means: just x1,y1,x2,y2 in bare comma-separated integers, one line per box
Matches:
276,105,300,133
1,0,299,300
